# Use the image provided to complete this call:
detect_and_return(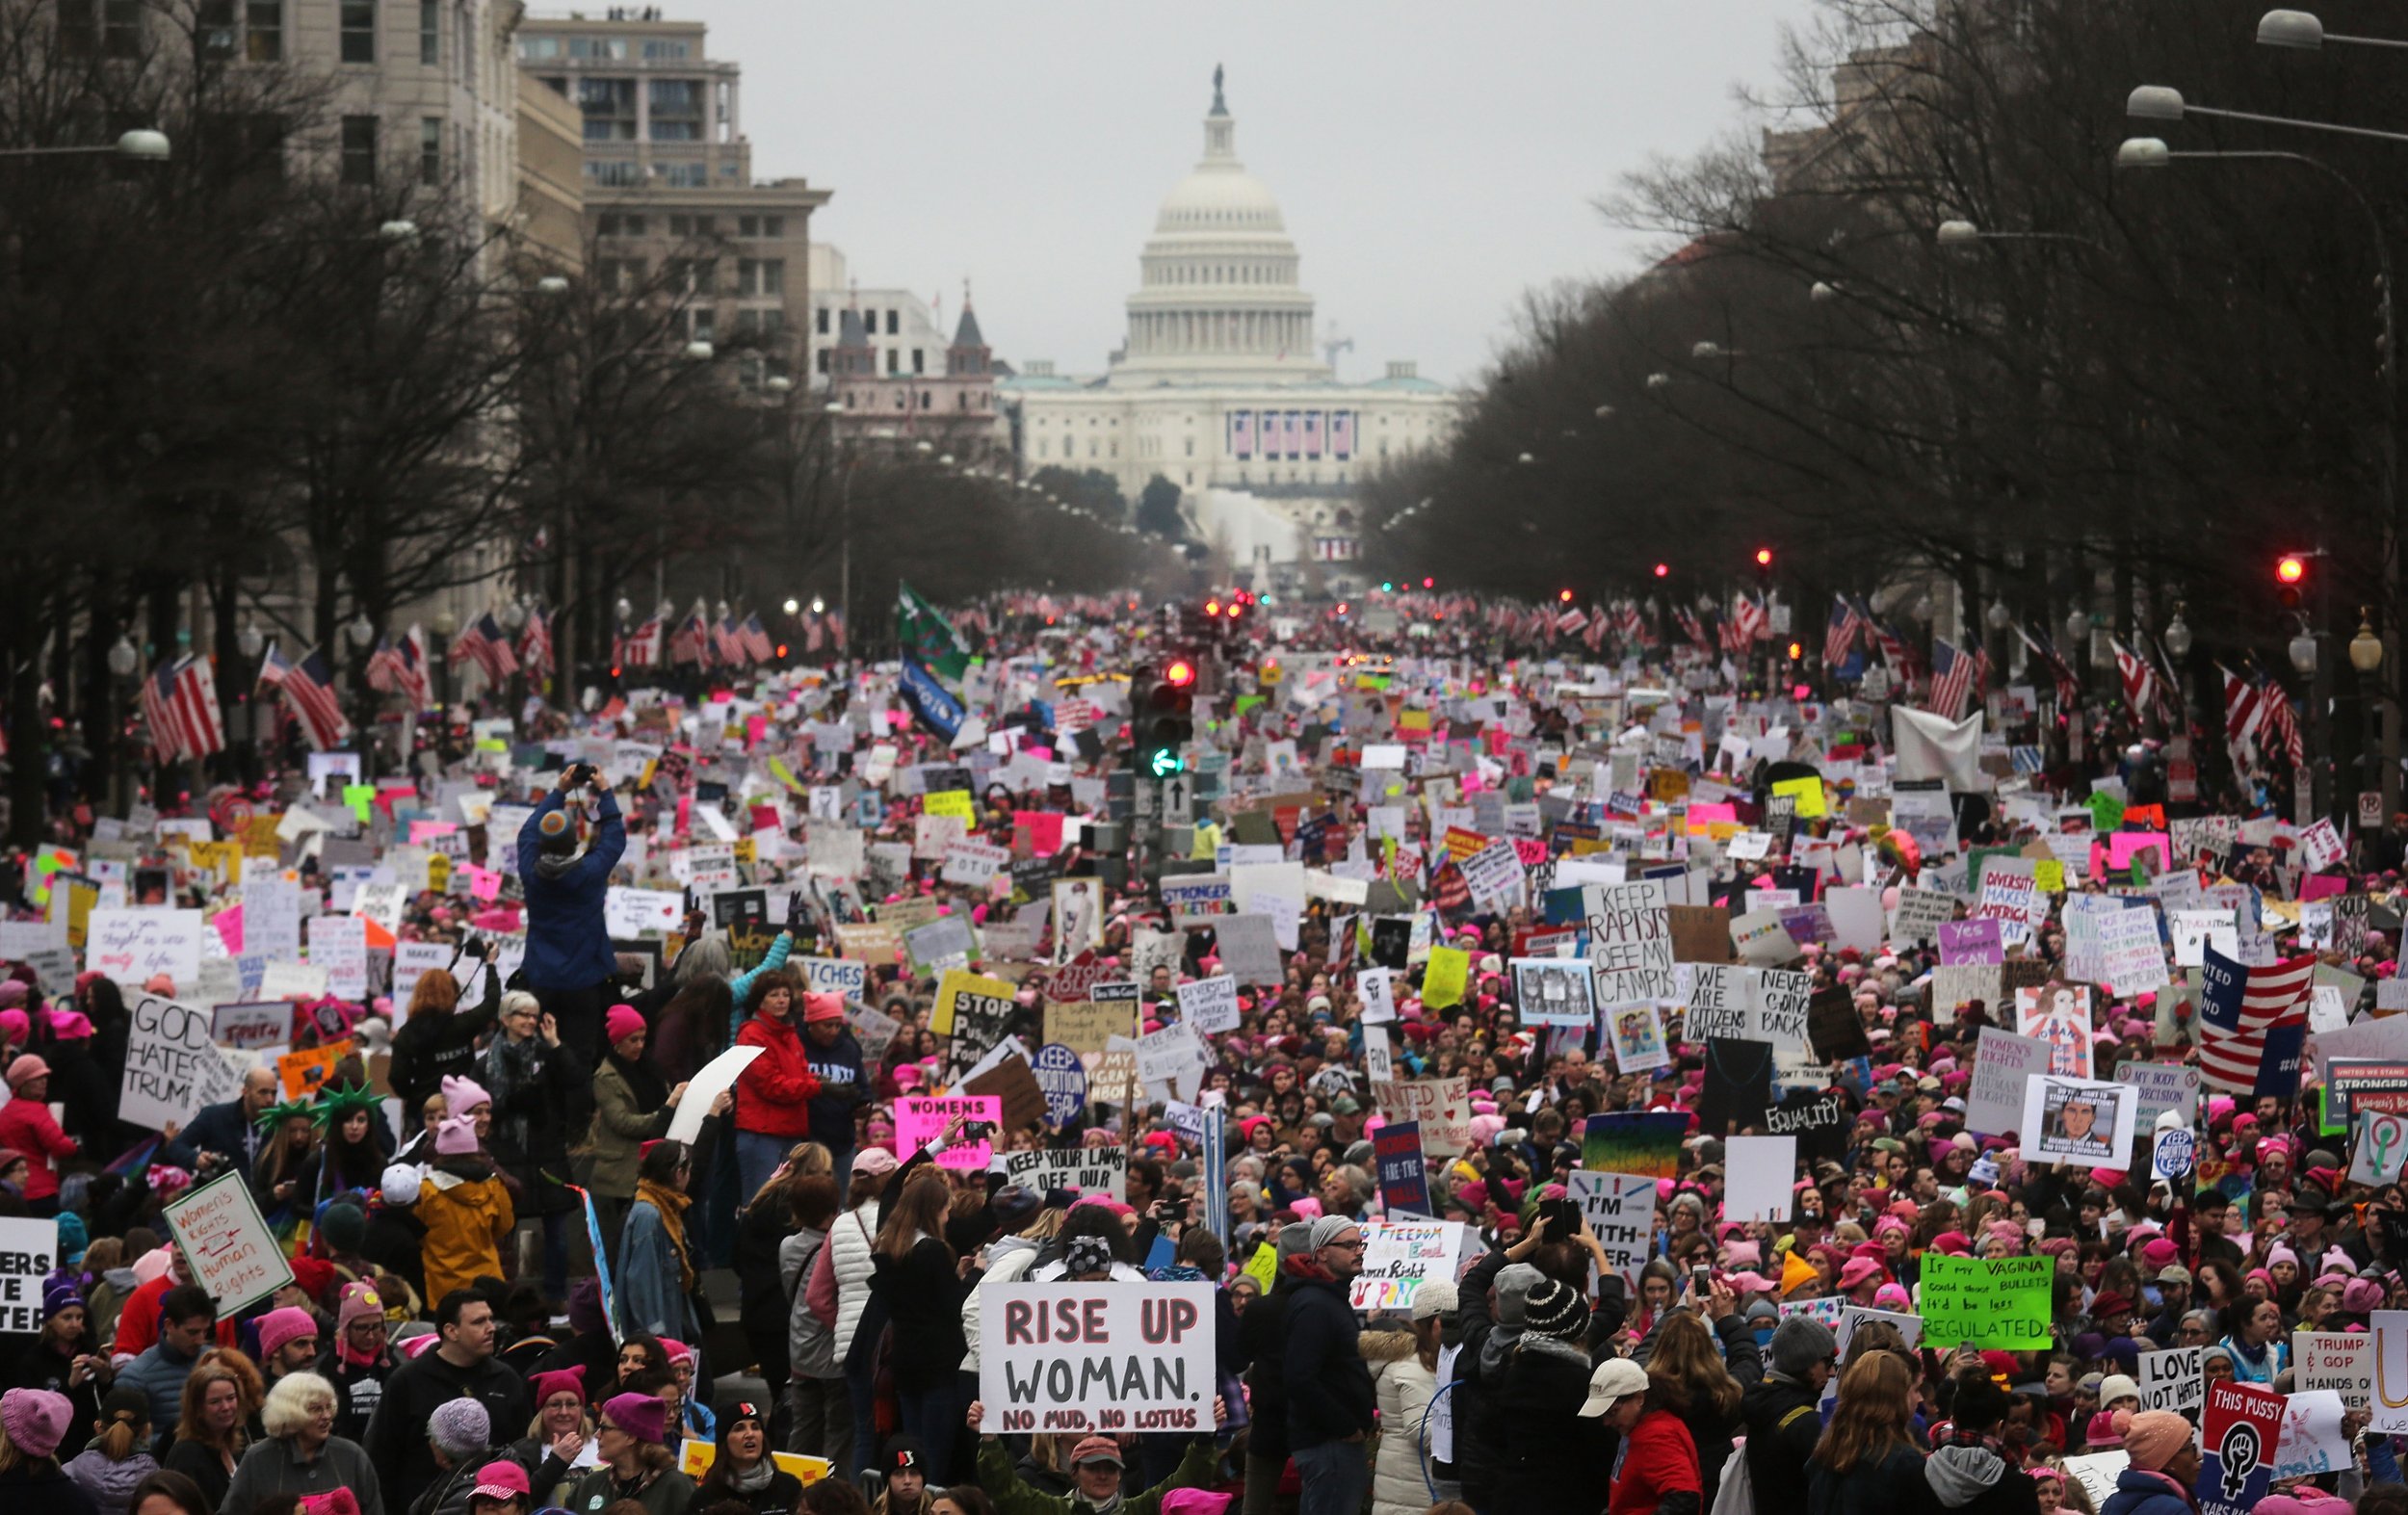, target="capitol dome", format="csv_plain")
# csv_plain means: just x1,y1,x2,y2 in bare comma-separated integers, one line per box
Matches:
1109,68,1330,389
